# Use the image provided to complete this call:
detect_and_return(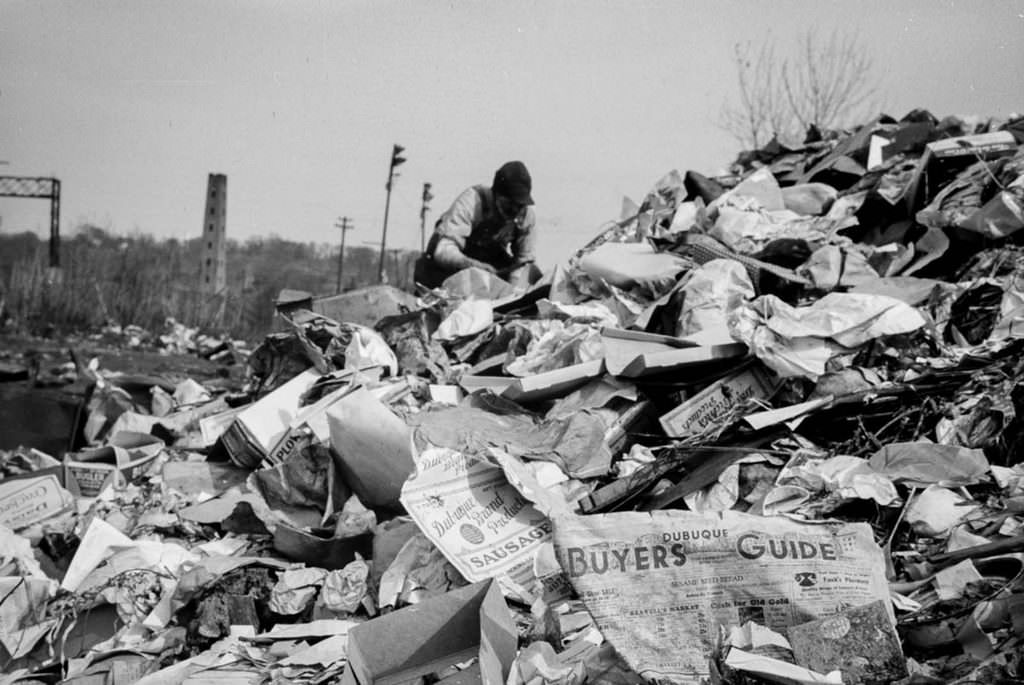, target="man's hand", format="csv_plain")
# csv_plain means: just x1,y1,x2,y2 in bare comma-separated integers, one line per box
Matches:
469,259,497,274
